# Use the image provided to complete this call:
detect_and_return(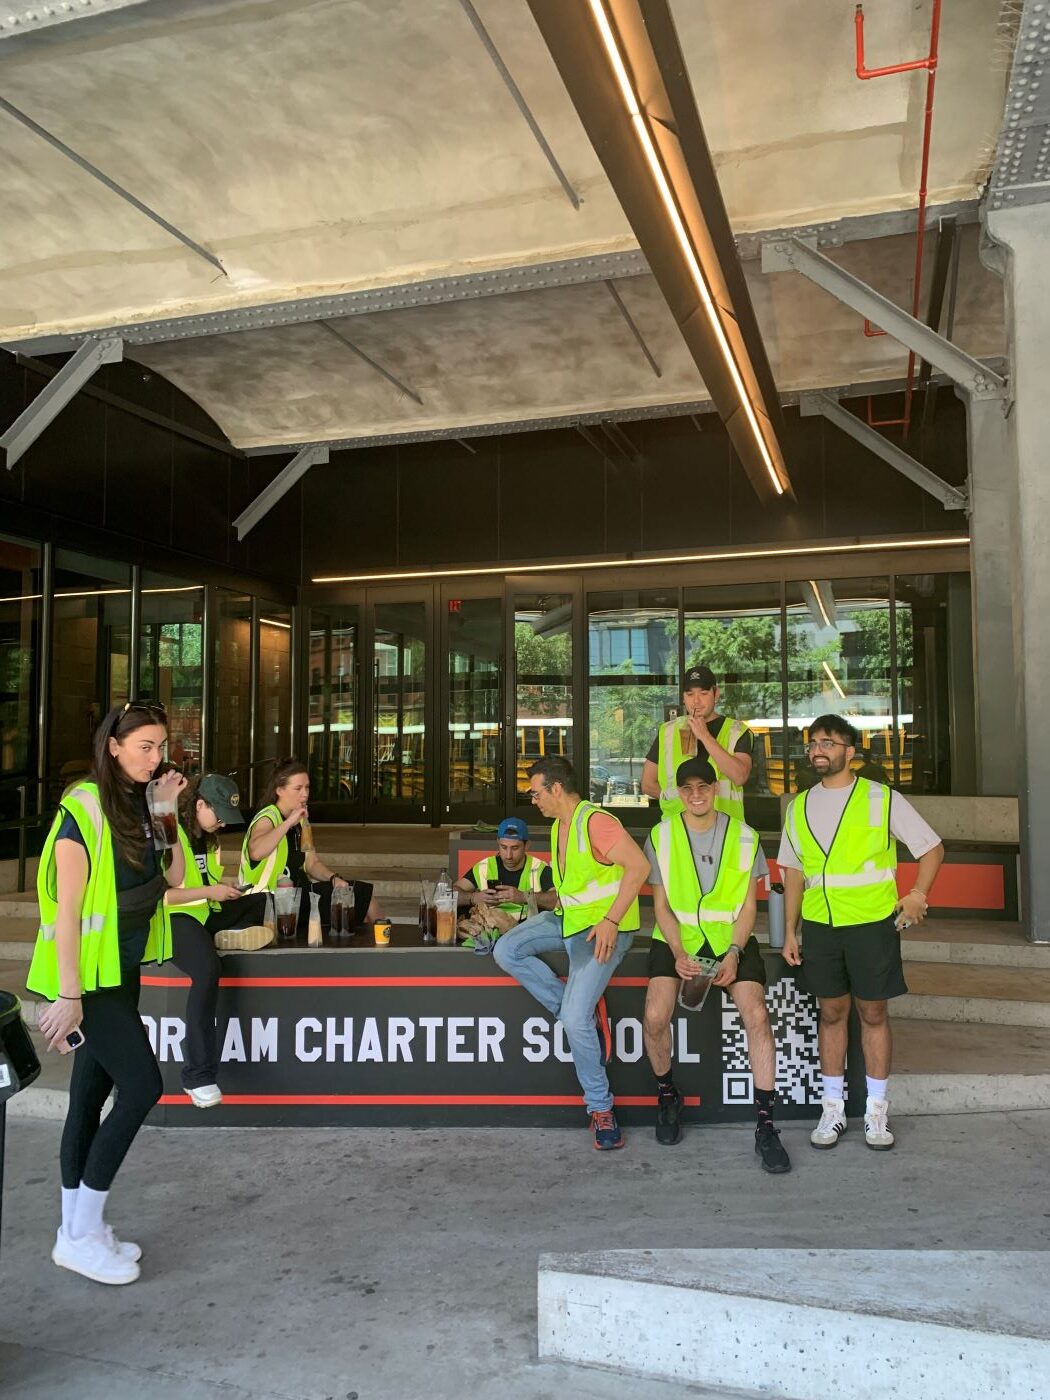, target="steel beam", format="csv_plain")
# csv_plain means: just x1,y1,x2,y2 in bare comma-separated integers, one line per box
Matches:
0,1,151,39
800,392,968,511
0,98,225,278
762,237,1006,399
234,445,329,540
457,0,580,210
1,337,123,468
604,280,661,378
319,322,423,406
